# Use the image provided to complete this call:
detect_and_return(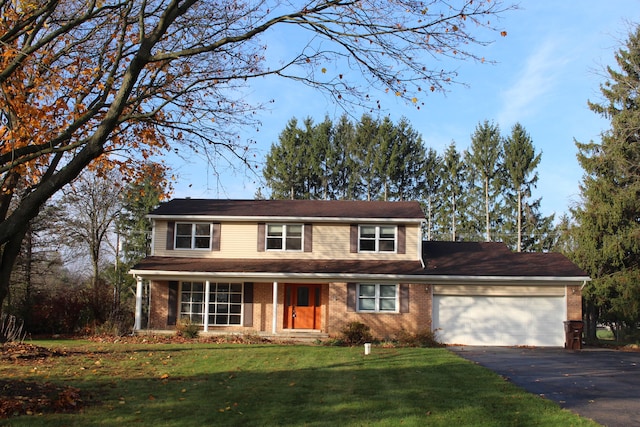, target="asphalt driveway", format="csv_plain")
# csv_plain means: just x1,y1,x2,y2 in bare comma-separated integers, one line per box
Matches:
450,346,640,427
